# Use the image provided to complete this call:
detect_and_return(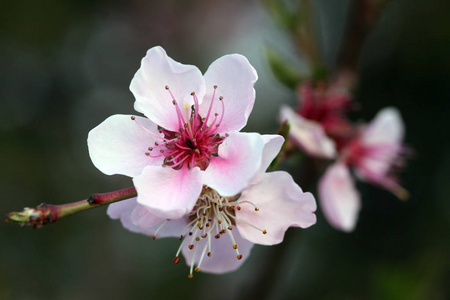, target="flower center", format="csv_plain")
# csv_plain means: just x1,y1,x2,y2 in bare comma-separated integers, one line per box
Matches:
152,186,267,278
132,85,228,171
